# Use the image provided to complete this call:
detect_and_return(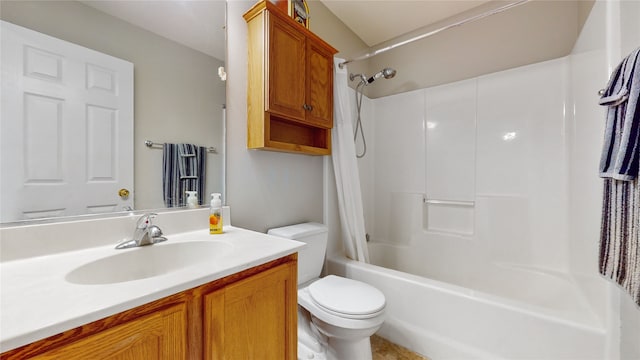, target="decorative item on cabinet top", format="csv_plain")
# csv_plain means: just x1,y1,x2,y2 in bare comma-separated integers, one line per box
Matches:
244,0,338,156
270,0,310,29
